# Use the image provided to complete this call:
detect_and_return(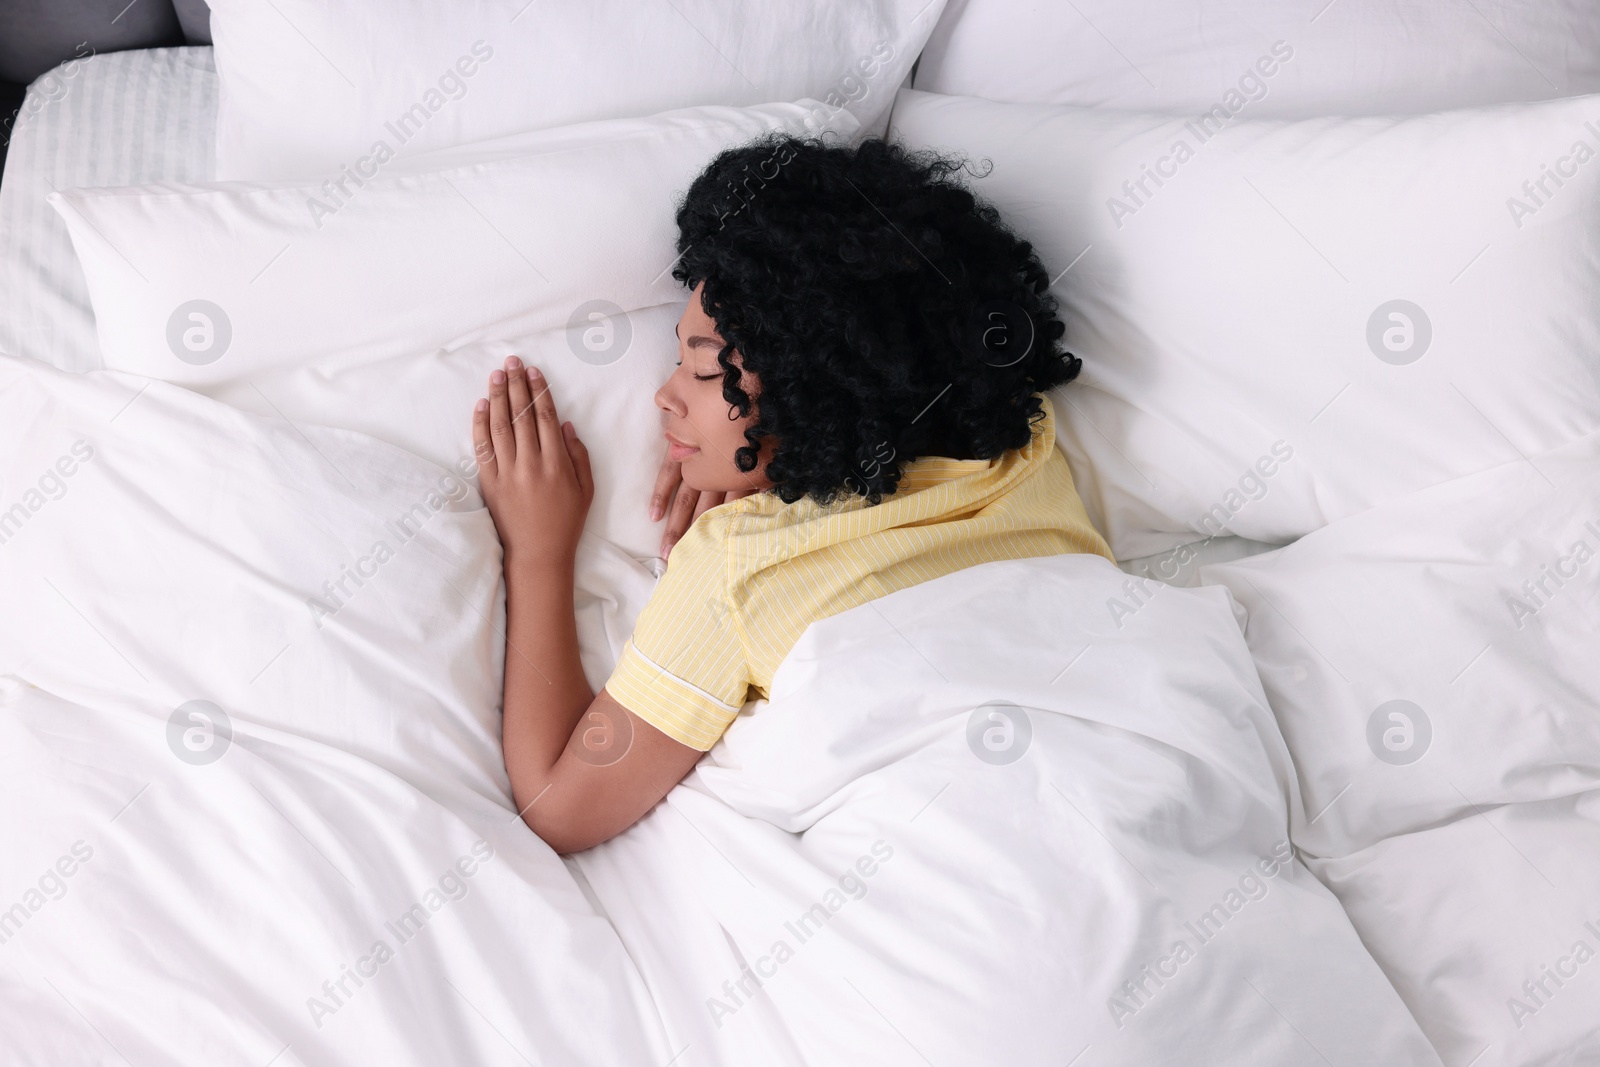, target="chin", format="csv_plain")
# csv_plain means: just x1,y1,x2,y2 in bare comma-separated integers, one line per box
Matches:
677,463,720,494
684,463,762,496
684,474,737,495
